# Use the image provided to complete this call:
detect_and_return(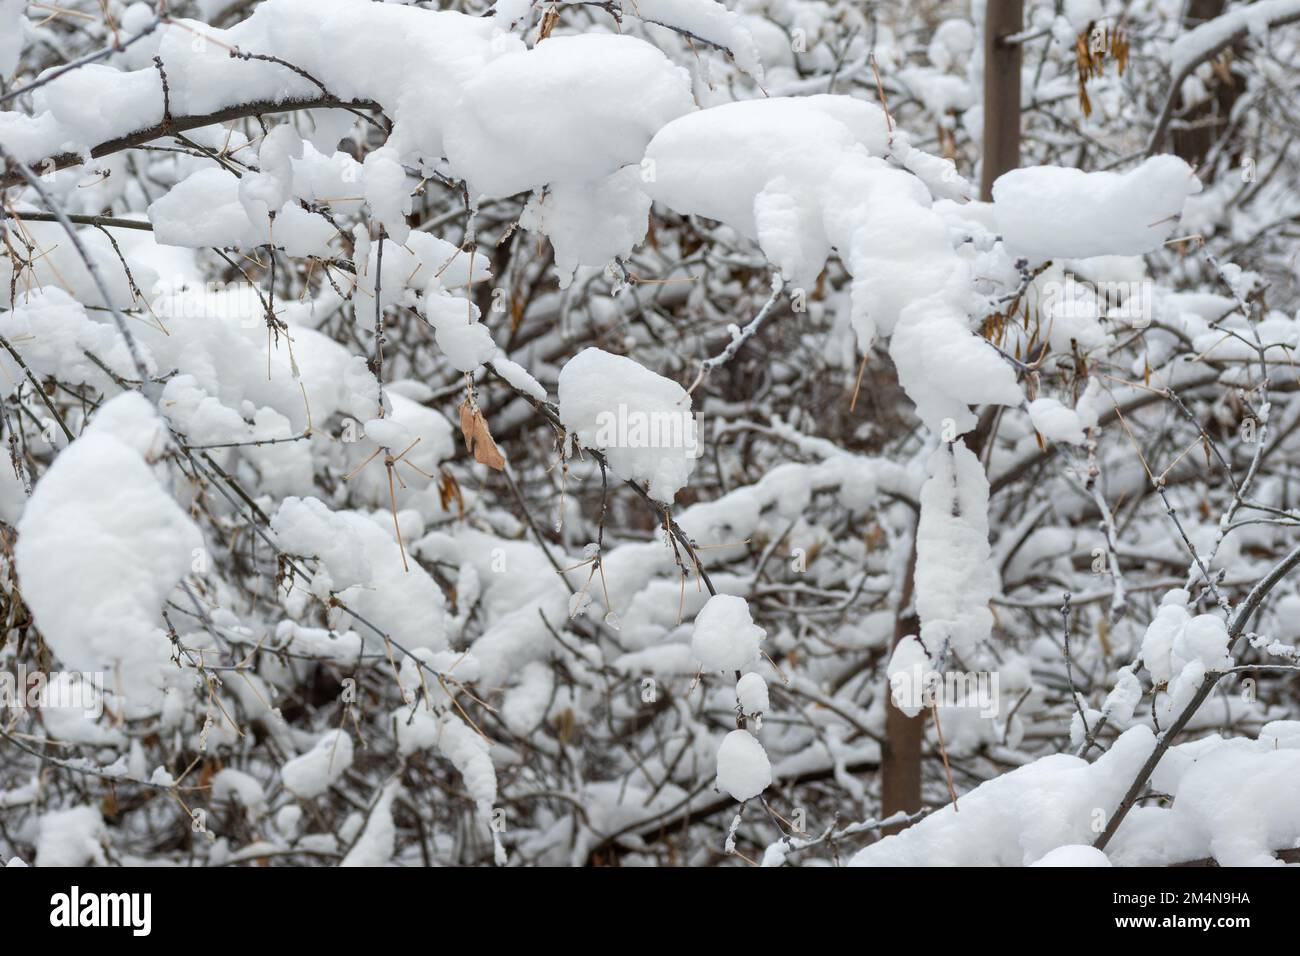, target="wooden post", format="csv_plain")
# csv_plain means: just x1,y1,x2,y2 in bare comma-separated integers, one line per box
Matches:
880,534,922,831
980,0,1023,201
